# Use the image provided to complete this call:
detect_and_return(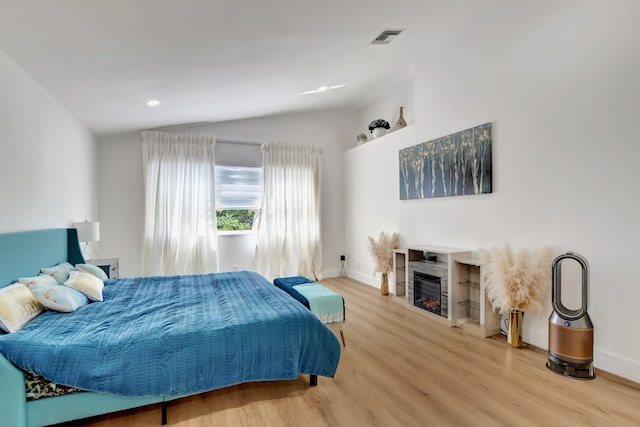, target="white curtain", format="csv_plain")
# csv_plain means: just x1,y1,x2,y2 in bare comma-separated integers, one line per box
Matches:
255,142,322,280
141,131,218,276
